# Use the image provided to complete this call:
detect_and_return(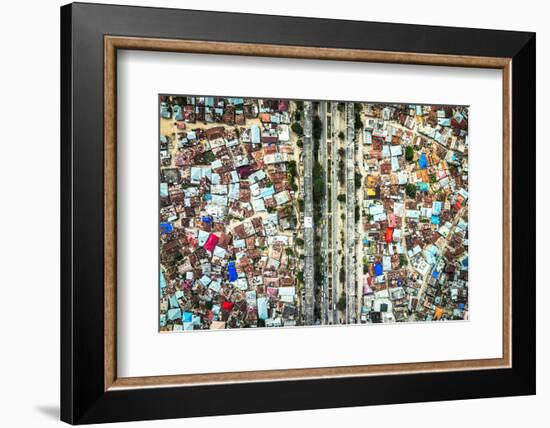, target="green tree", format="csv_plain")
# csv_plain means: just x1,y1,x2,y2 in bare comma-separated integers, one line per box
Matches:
291,122,304,136
337,294,346,311
313,161,322,179
295,237,304,247
354,111,363,130
405,146,415,162
339,268,346,283
338,170,345,185
287,160,298,179
201,151,216,164
313,178,325,200
338,131,345,140
312,161,324,200
355,172,363,189
405,183,417,199
337,194,346,203
313,115,322,140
